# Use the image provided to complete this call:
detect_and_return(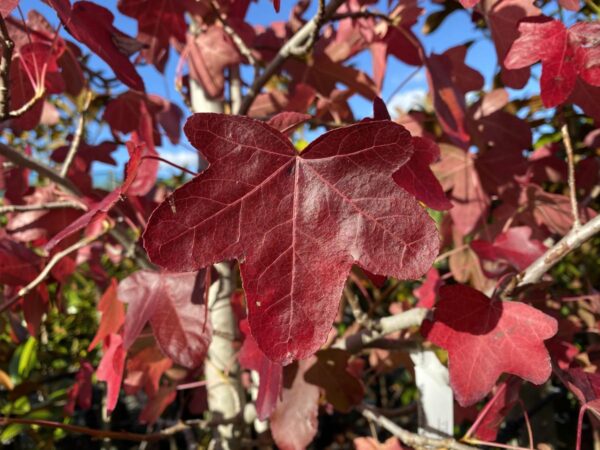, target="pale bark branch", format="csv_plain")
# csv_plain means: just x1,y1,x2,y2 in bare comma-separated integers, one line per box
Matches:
0,201,86,214
0,230,104,313
60,90,92,178
0,15,14,120
336,307,428,353
8,87,45,118
561,122,581,229
289,0,325,56
0,142,81,195
512,213,600,291
211,0,257,68
237,0,347,115
360,406,478,450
